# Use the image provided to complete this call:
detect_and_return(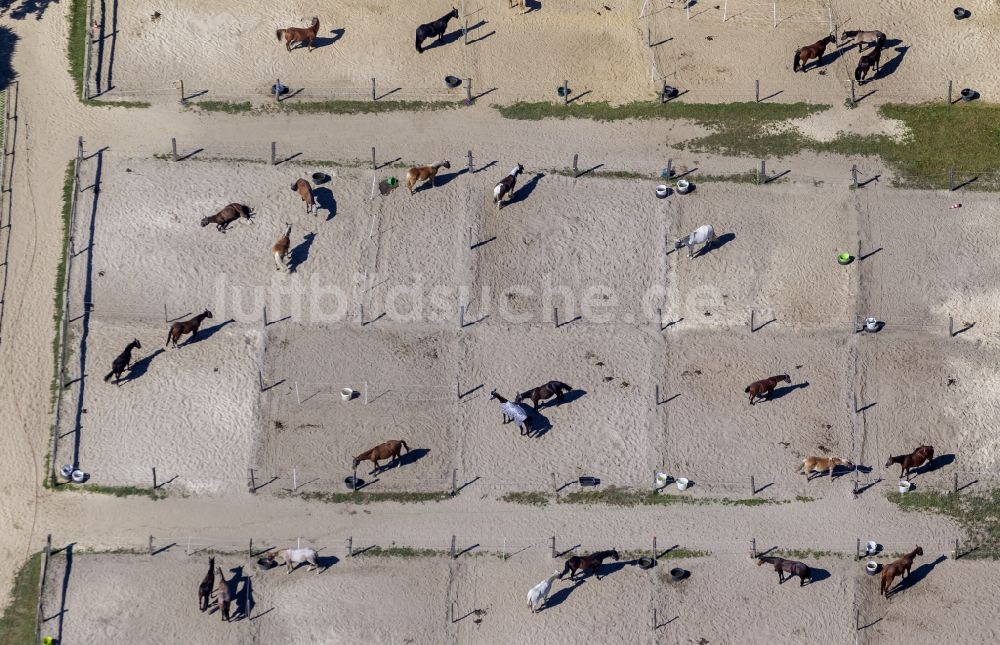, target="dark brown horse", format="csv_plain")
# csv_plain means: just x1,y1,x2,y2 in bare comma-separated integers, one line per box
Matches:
103,339,142,384
757,556,812,586
515,380,572,410
854,43,884,84
353,439,410,474
277,17,319,52
166,310,213,348
744,374,790,405
201,203,252,232
886,445,934,479
793,35,836,72
559,549,619,581
198,557,215,612
214,566,232,622
291,179,317,215
880,546,922,596
415,8,459,53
